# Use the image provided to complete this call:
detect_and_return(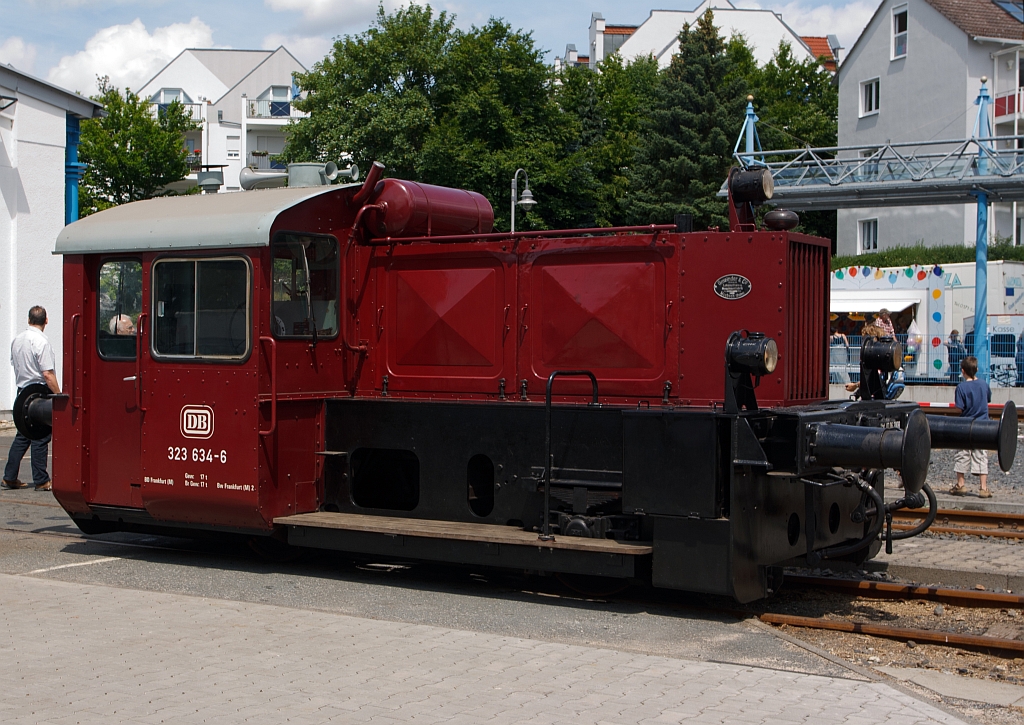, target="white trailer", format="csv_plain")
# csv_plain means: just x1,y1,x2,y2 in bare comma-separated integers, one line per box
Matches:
831,261,1024,378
